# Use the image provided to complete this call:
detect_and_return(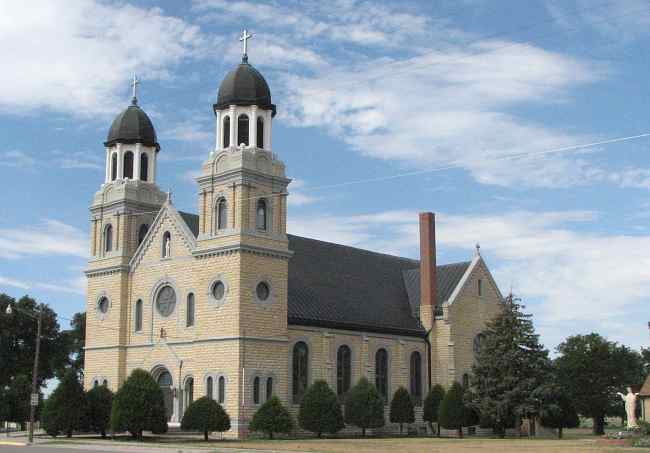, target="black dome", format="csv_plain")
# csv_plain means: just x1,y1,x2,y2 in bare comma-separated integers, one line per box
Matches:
105,101,159,150
214,59,276,116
